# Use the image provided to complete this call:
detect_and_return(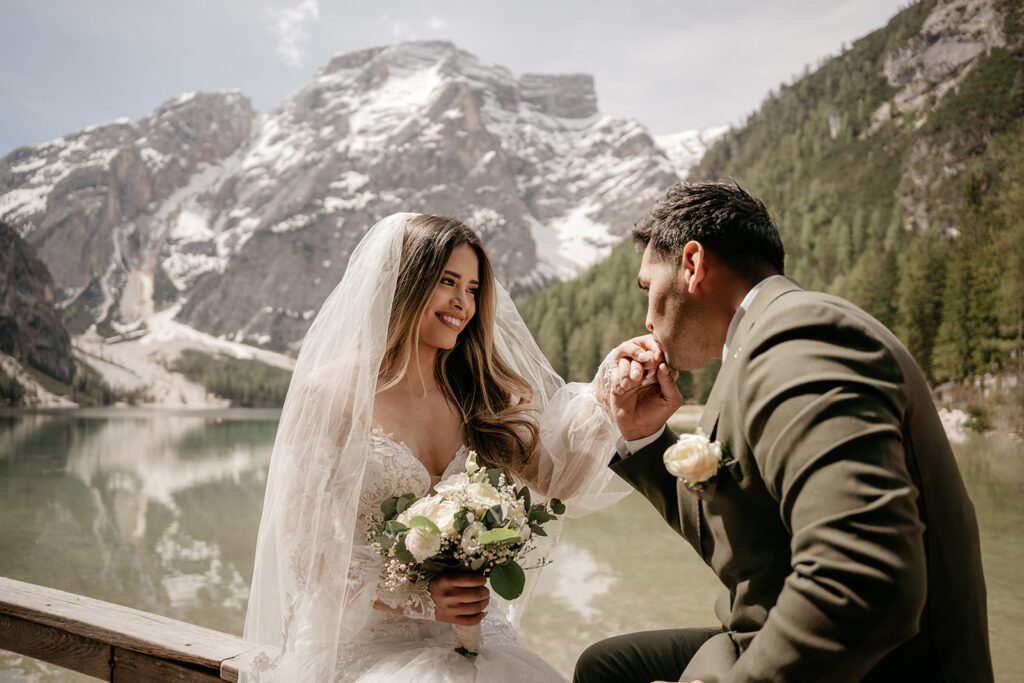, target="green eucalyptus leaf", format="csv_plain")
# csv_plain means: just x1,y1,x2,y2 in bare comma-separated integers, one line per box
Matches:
470,557,486,571
486,468,504,488
549,498,565,515
529,522,547,537
386,520,409,534
380,497,399,519
528,507,552,524
485,505,504,527
396,494,417,515
479,527,521,545
394,536,415,563
517,486,532,508
453,510,469,532
408,516,441,534
489,561,526,600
